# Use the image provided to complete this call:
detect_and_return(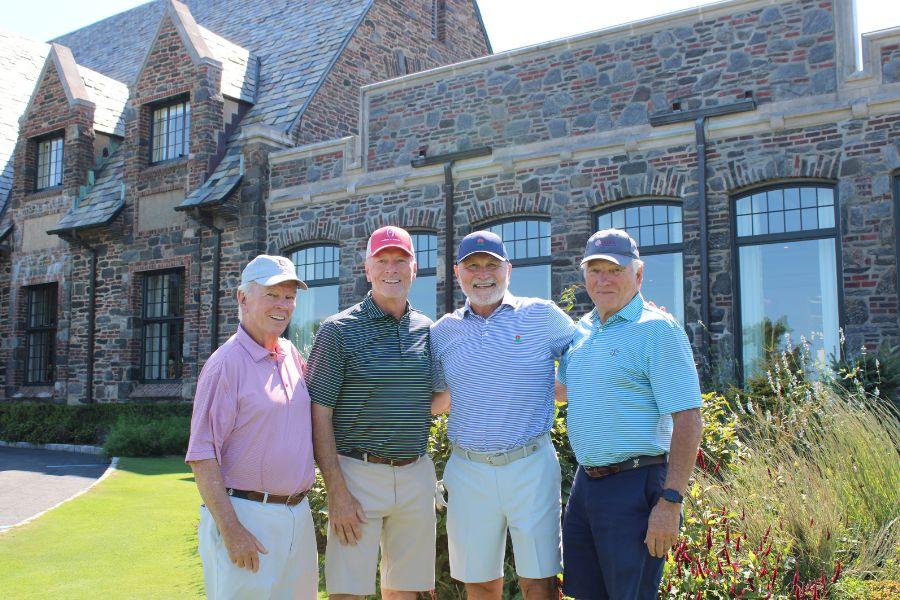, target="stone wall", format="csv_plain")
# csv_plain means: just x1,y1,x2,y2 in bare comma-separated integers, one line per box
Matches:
294,0,490,144
364,0,837,171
